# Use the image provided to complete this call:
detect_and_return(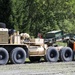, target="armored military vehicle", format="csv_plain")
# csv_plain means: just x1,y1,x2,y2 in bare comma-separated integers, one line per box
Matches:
0,23,74,65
